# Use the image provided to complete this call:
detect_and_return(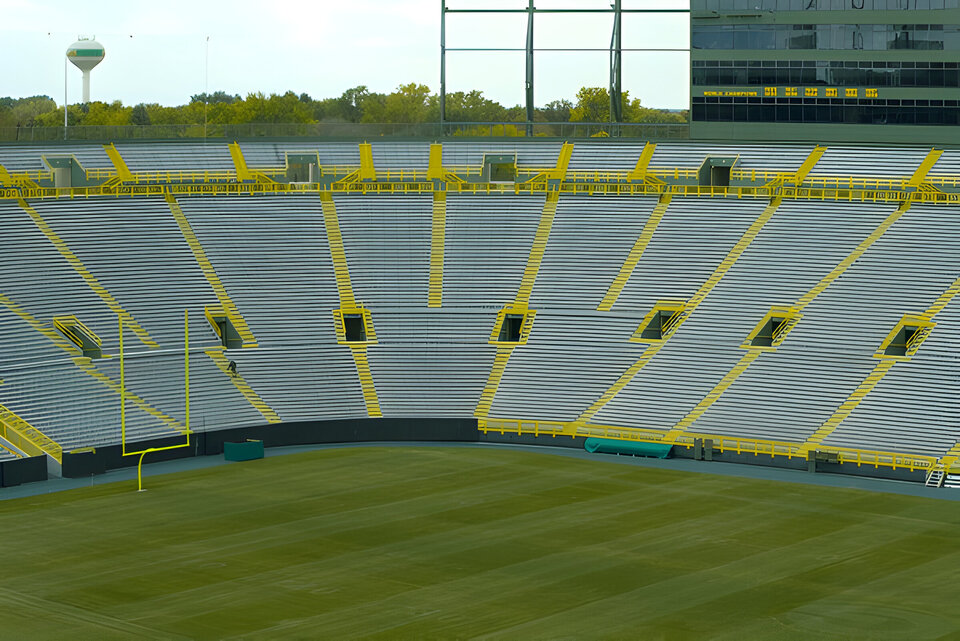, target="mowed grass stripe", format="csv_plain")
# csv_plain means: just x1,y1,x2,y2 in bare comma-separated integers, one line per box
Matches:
0,447,958,640
120,464,705,636
216,478,765,638
307,496,894,639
